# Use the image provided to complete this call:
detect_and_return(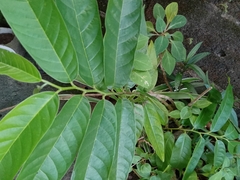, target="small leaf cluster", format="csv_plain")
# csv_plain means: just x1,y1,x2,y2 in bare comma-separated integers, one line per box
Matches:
0,1,239,180
130,2,240,180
